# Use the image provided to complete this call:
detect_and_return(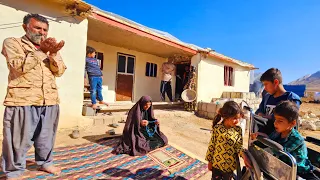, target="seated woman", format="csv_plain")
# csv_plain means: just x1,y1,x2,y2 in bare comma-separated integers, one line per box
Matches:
112,96,168,156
